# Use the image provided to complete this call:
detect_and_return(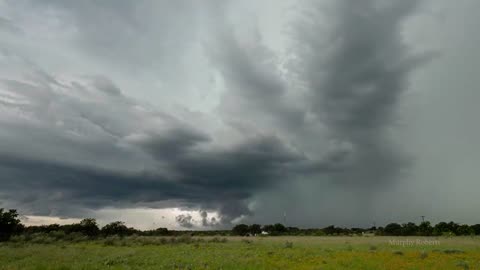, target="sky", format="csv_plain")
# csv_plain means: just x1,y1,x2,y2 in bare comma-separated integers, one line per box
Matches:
1,0,480,230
